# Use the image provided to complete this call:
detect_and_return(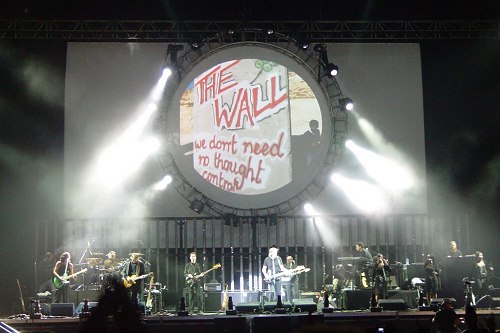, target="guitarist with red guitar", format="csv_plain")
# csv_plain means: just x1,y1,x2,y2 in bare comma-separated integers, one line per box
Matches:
122,252,147,311
52,252,74,303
